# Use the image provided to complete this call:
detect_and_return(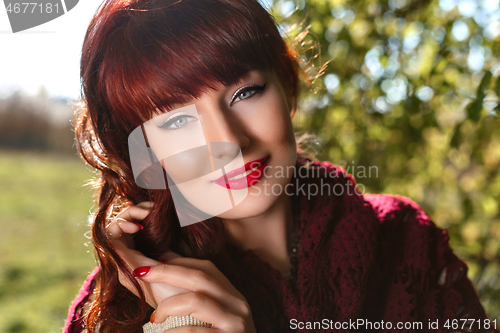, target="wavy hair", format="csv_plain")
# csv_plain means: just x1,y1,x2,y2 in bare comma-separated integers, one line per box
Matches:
75,0,325,331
